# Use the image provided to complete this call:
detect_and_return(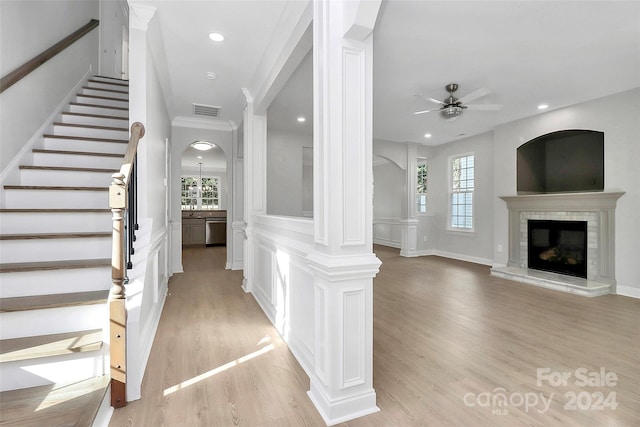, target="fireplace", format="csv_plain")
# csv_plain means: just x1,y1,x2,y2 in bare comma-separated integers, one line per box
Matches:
528,220,587,278
493,192,624,297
